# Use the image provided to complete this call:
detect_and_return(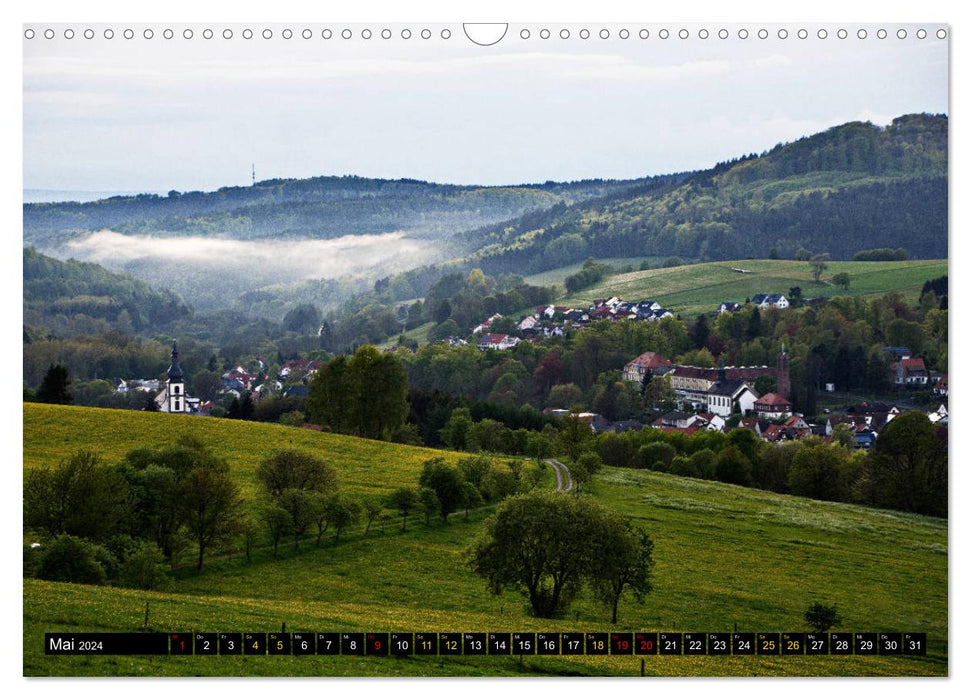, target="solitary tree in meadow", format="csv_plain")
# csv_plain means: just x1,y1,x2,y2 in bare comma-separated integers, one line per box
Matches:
810,254,831,283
